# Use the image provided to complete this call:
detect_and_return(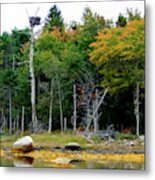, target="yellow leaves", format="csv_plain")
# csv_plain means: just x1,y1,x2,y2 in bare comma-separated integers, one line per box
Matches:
100,154,144,163
0,148,144,169
8,150,144,164
0,149,5,157
89,18,144,91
